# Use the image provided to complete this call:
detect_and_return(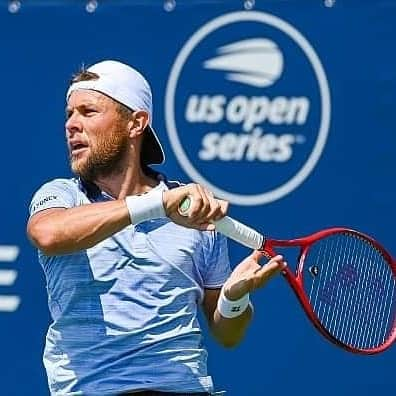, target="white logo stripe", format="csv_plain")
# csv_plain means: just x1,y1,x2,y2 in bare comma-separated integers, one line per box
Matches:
0,270,17,286
0,296,21,312
0,246,19,262
226,72,274,88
